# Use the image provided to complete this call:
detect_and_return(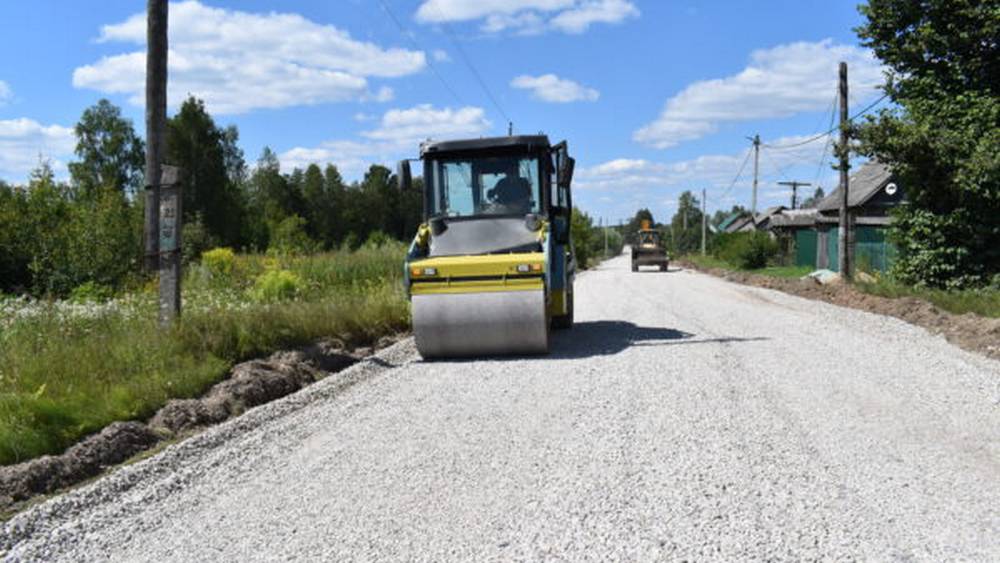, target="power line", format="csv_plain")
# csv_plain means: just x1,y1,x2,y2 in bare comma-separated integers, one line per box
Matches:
375,0,465,106
762,92,889,150
429,4,511,124
708,147,753,209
